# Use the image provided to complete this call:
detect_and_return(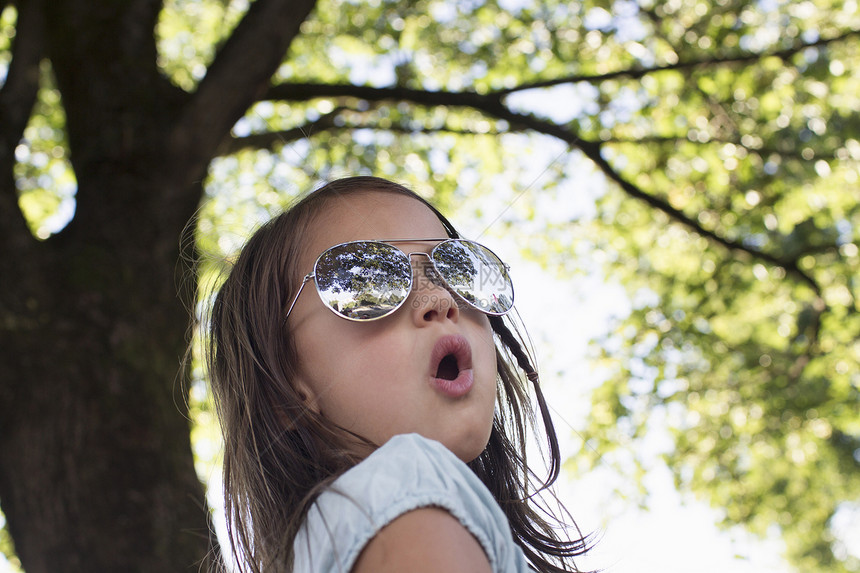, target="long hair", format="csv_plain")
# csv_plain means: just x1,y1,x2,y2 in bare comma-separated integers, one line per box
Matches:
205,176,592,572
